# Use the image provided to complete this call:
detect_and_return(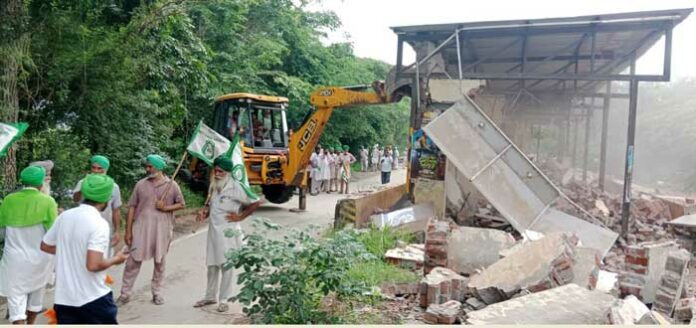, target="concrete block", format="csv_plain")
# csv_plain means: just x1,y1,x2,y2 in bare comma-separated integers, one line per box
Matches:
571,247,601,289
596,270,620,296
445,226,515,275
424,300,461,324
384,244,425,271
420,267,468,308
467,233,577,304
465,284,616,324
609,295,654,325
370,202,434,234
619,241,679,304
